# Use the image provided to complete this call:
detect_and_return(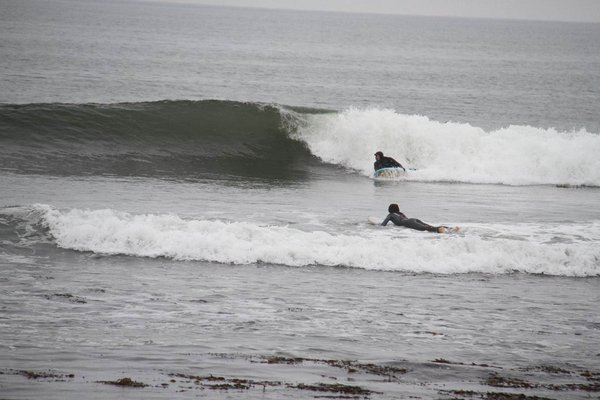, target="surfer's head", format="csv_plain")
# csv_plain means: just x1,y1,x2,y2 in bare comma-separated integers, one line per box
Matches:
375,151,383,160
388,203,400,213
